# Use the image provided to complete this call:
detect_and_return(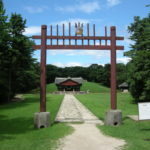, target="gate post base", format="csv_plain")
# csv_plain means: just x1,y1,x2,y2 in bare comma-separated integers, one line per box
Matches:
34,112,50,129
105,110,122,126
